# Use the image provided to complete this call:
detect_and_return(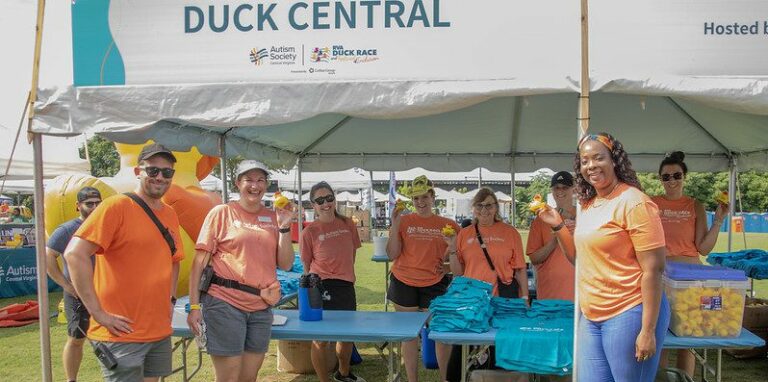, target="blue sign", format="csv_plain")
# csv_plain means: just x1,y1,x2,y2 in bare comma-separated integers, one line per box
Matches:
0,247,61,298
